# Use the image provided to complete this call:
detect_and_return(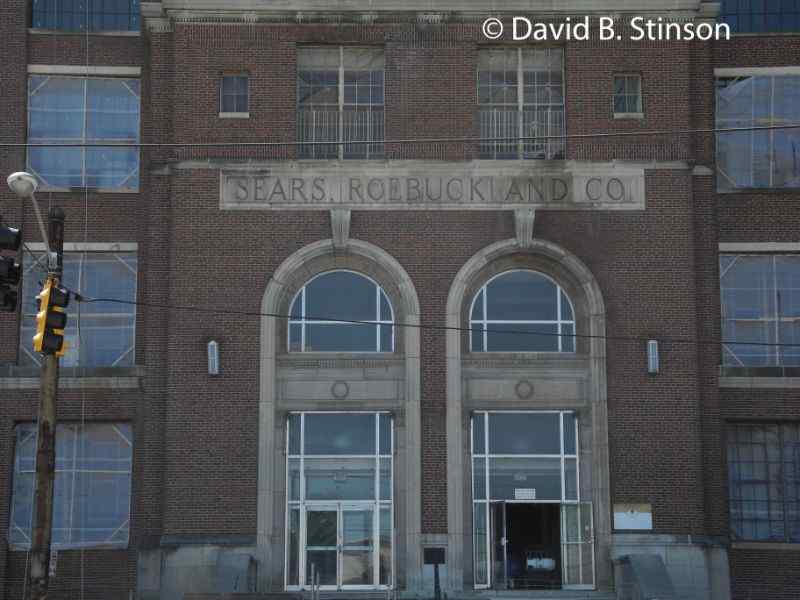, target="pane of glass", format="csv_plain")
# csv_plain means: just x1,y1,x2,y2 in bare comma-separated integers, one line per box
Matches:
565,457,578,501
288,414,301,454
563,413,577,455
342,549,373,586
29,147,84,188
486,323,559,352
343,509,373,547
86,79,140,141
560,290,574,321
562,323,575,353
380,292,392,321
304,414,375,455
380,457,392,500
304,458,375,500
307,550,337,586
288,508,300,585
473,457,486,500
379,414,392,455
489,457,562,501
85,147,139,189
306,510,337,546
470,327,484,352
613,96,627,113
471,290,484,321
305,323,377,352
486,271,559,321
472,414,485,455
288,458,301,500
380,507,392,585
473,503,488,585
29,76,86,139
379,324,393,352
289,324,302,352
614,77,626,95
305,272,377,321
488,413,561,454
